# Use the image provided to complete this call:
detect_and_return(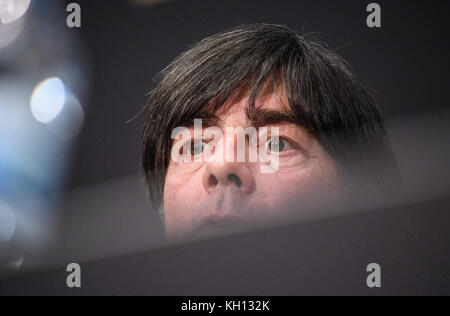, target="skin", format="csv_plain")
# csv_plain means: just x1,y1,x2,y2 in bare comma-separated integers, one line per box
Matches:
163,80,341,239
